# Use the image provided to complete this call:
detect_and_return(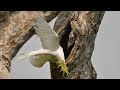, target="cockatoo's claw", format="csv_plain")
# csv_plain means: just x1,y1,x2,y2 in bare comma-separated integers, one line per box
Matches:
57,65,60,68
56,60,69,76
